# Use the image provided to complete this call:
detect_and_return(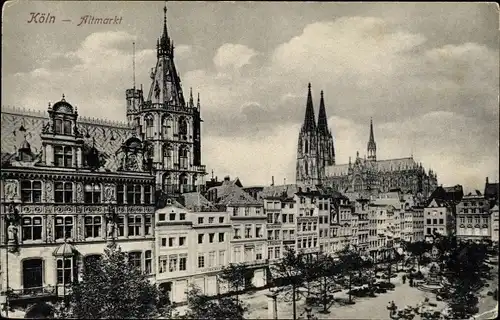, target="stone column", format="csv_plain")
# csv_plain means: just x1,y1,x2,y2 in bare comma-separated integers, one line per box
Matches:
265,291,278,320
